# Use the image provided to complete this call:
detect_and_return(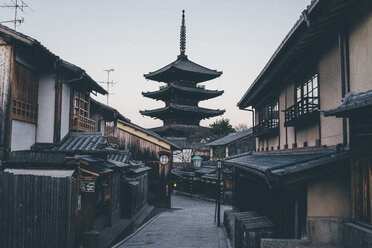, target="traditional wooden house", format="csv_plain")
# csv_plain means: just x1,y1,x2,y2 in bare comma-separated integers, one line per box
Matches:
141,10,224,138
0,23,107,160
228,1,372,247
207,128,254,160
